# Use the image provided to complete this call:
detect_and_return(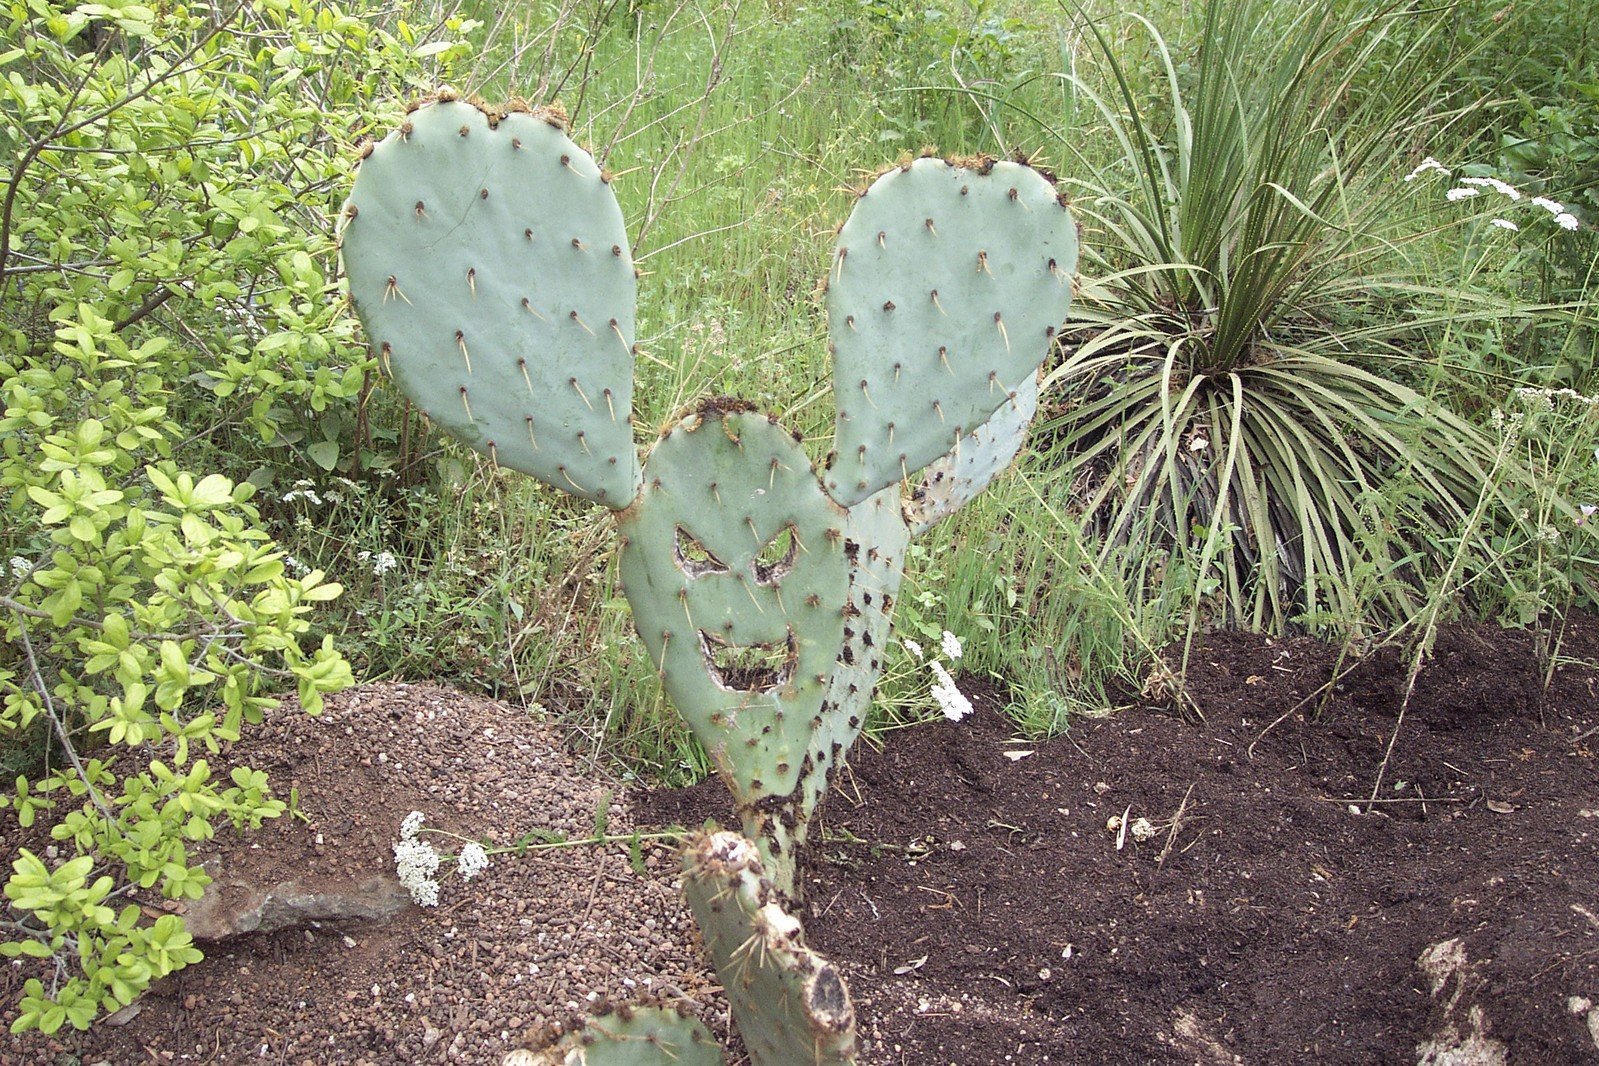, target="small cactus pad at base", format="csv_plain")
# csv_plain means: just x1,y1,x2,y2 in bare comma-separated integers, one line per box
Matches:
825,157,1076,507
618,404,849,882
512,1005,724,1066
340,98,640,506
905,371,1038,535
682,832,857,1066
